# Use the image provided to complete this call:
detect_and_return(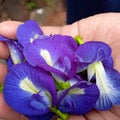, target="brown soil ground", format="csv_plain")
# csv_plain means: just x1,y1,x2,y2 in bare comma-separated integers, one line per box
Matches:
0,0,66,26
